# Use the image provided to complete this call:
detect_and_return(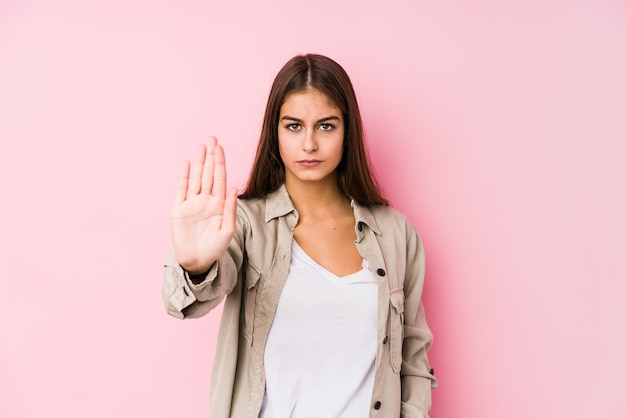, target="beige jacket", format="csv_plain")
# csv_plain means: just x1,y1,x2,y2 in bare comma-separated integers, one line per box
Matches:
163,185,437,417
